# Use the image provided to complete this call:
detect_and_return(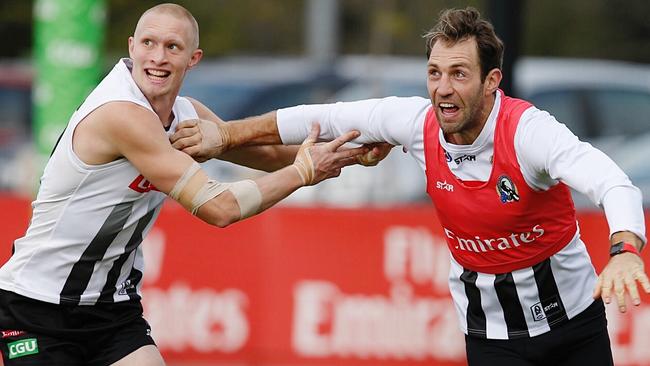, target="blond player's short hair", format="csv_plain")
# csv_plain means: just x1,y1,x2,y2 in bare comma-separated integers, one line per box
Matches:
137,3,200,49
